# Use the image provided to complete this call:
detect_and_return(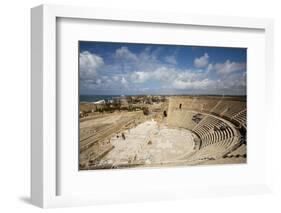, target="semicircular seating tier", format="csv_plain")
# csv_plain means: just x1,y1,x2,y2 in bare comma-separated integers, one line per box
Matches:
167,96,246,164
